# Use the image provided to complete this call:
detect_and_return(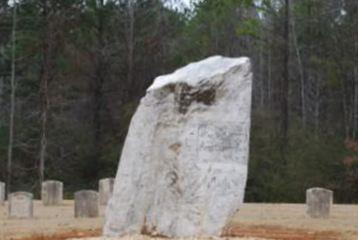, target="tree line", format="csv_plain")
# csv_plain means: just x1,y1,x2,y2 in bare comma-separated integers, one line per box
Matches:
0,0,357,203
